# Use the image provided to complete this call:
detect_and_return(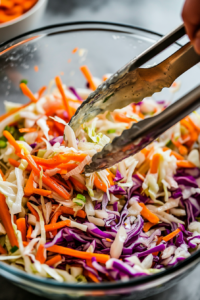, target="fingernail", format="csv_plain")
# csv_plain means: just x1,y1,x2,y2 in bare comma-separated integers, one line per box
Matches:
194,38,200,55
